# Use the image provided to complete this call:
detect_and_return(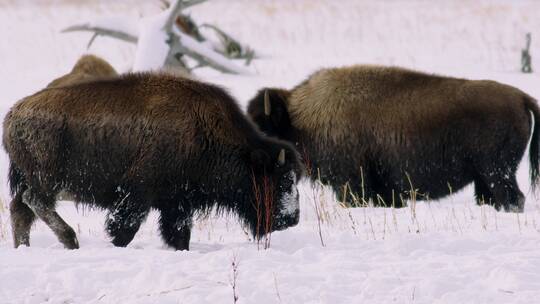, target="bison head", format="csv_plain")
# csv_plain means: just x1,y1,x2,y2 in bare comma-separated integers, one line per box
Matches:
246,142,303,239
247,88,293,141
